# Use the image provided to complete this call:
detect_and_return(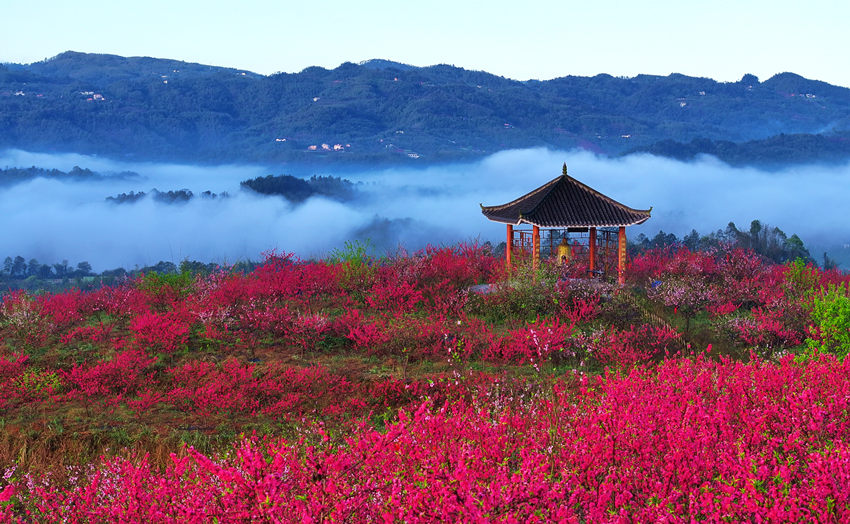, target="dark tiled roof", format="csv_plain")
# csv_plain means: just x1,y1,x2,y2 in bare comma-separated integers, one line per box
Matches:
481,167,651,228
